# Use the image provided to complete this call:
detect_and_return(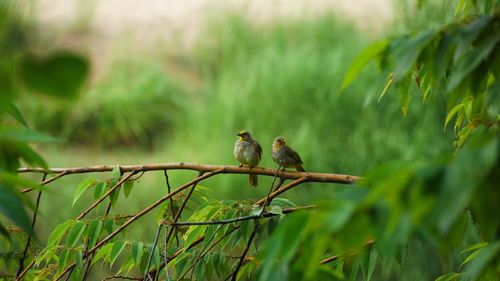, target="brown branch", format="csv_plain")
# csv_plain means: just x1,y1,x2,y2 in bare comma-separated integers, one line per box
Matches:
320,239,376,265
52,169,224,281
16,173,46,277
21,170,68,193
76,170,138,220
165,172,204,245
101,275,141,281
229,222,259,281
18,163,360,184
254,177,308,206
